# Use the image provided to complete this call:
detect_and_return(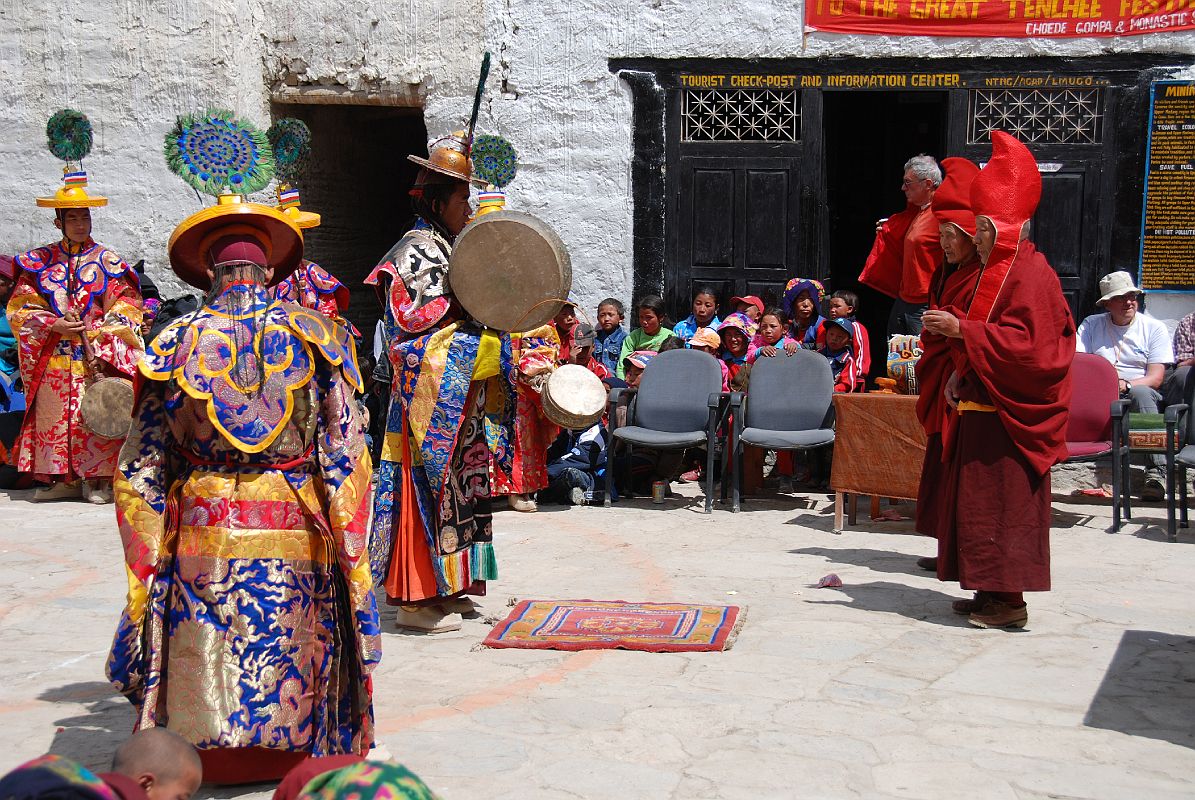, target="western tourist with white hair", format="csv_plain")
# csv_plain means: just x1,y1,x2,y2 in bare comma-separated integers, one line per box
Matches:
860,154,947,338
1076,270,1174,500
